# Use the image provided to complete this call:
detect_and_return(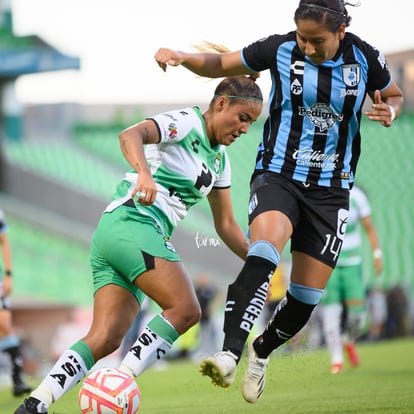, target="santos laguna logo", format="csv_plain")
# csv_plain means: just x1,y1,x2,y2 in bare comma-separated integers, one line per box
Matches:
298,103,343,131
